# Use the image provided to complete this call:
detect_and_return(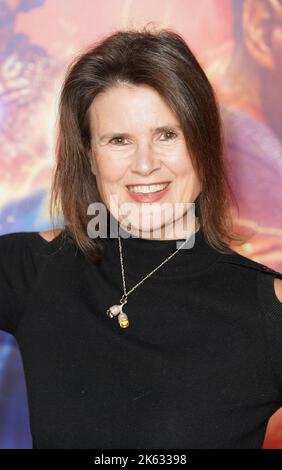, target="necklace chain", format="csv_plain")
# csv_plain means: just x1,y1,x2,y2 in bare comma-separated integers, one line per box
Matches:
118,231,195,303
106,223,200,328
